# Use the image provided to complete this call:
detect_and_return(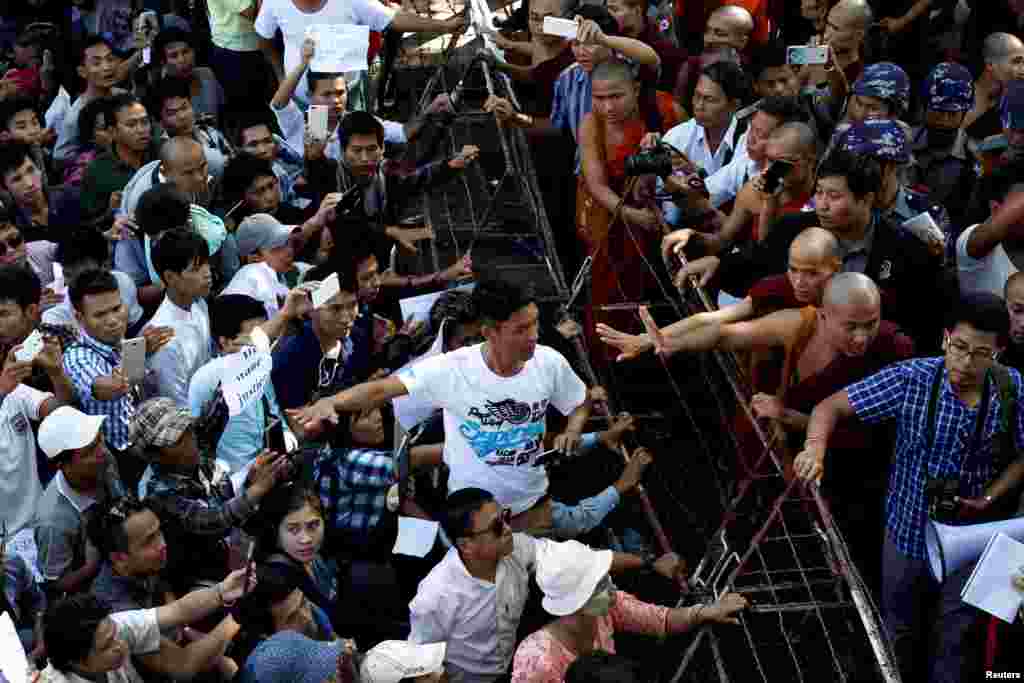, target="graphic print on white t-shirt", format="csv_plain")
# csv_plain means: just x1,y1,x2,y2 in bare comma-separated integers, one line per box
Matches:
462,397,548,466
